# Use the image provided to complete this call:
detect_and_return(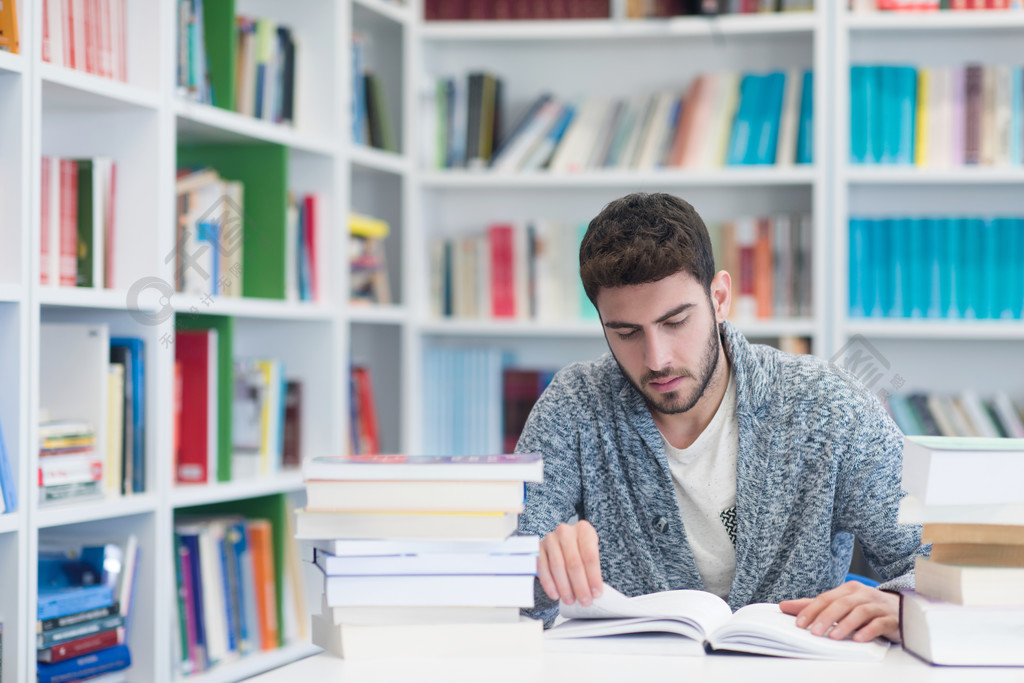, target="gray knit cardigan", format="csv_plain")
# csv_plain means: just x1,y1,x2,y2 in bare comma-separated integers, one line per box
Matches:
516,321,926,626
